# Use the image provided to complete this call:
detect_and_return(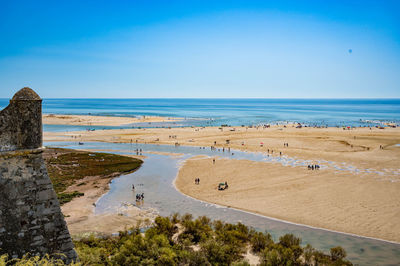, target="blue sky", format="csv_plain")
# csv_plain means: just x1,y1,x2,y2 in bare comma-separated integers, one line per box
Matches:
0,0,399,98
